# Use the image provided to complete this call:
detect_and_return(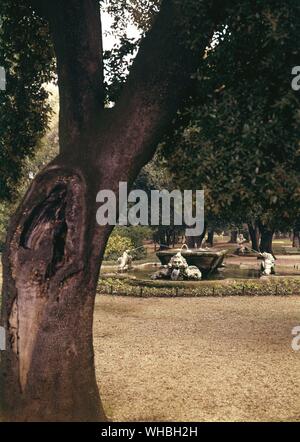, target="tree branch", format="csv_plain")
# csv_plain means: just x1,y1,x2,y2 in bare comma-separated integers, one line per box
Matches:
96,0,229,183
28,0,105,153
27,0,229,173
